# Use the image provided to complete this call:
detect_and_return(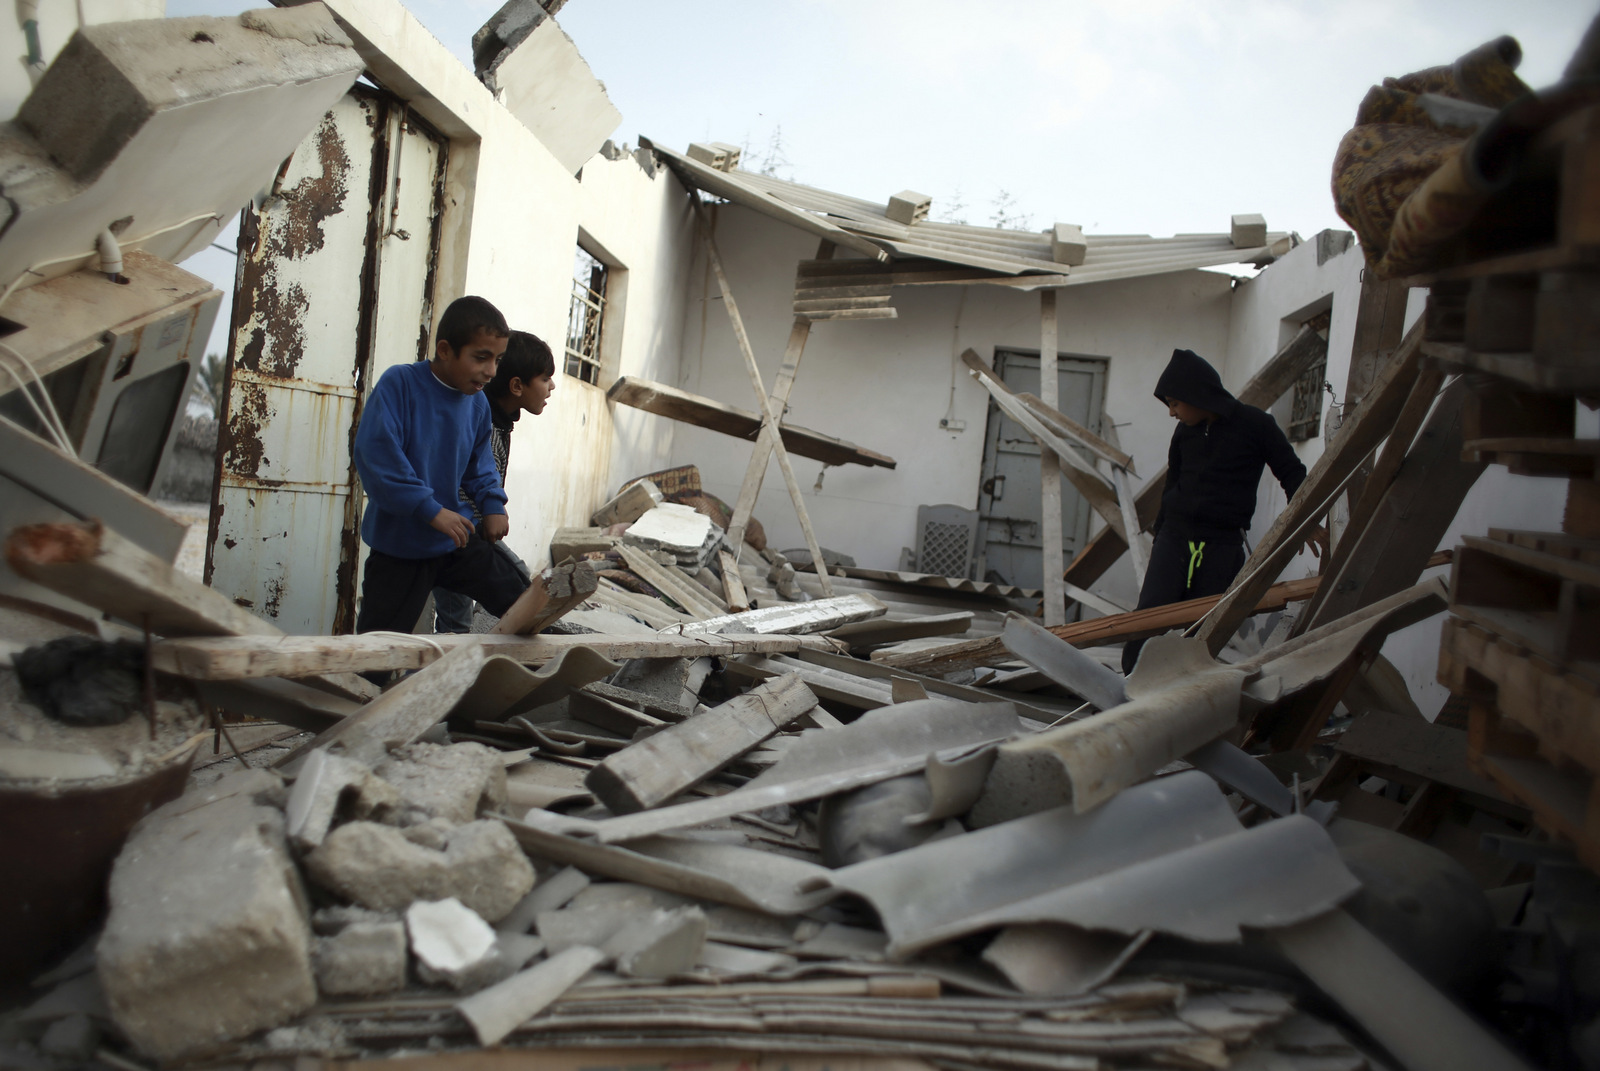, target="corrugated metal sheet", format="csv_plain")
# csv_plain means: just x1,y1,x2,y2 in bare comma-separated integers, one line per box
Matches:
656,146,1295,283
